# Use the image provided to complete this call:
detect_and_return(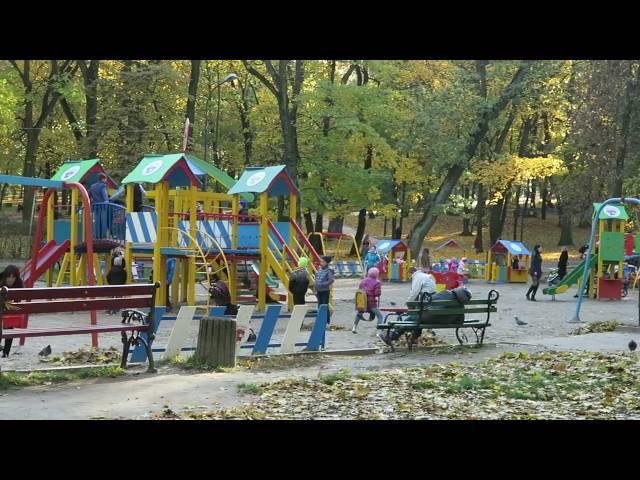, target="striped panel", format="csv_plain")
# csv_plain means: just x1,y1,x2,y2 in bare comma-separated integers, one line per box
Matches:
125,212,157,243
